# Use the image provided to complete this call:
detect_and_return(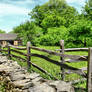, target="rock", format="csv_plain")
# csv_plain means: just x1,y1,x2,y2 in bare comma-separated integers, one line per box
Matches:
12,79,32,89
12,88,23,92
9,71,26,81
23,89,29,92
26,73,40,80
9,61,21,69
32,77,43,82
10,74,26,81
49,81,75,92
30,77,46,86
0,65,14,75
29,83,56,92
